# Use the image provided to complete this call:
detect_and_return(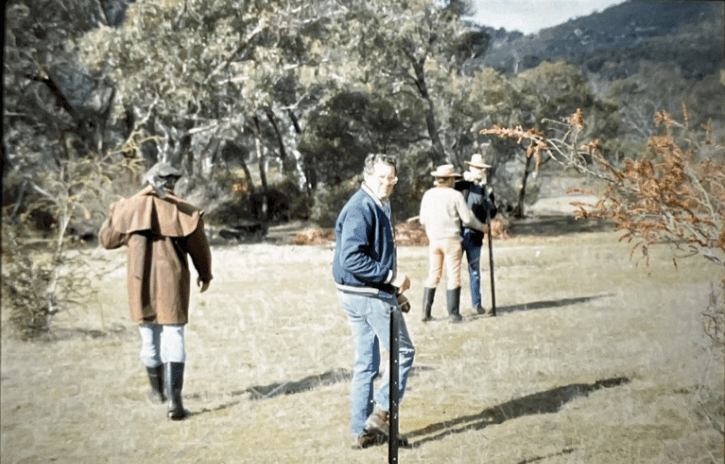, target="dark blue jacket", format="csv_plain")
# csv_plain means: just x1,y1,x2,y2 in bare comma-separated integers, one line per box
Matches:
332,187,396,294
455,180,497,245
